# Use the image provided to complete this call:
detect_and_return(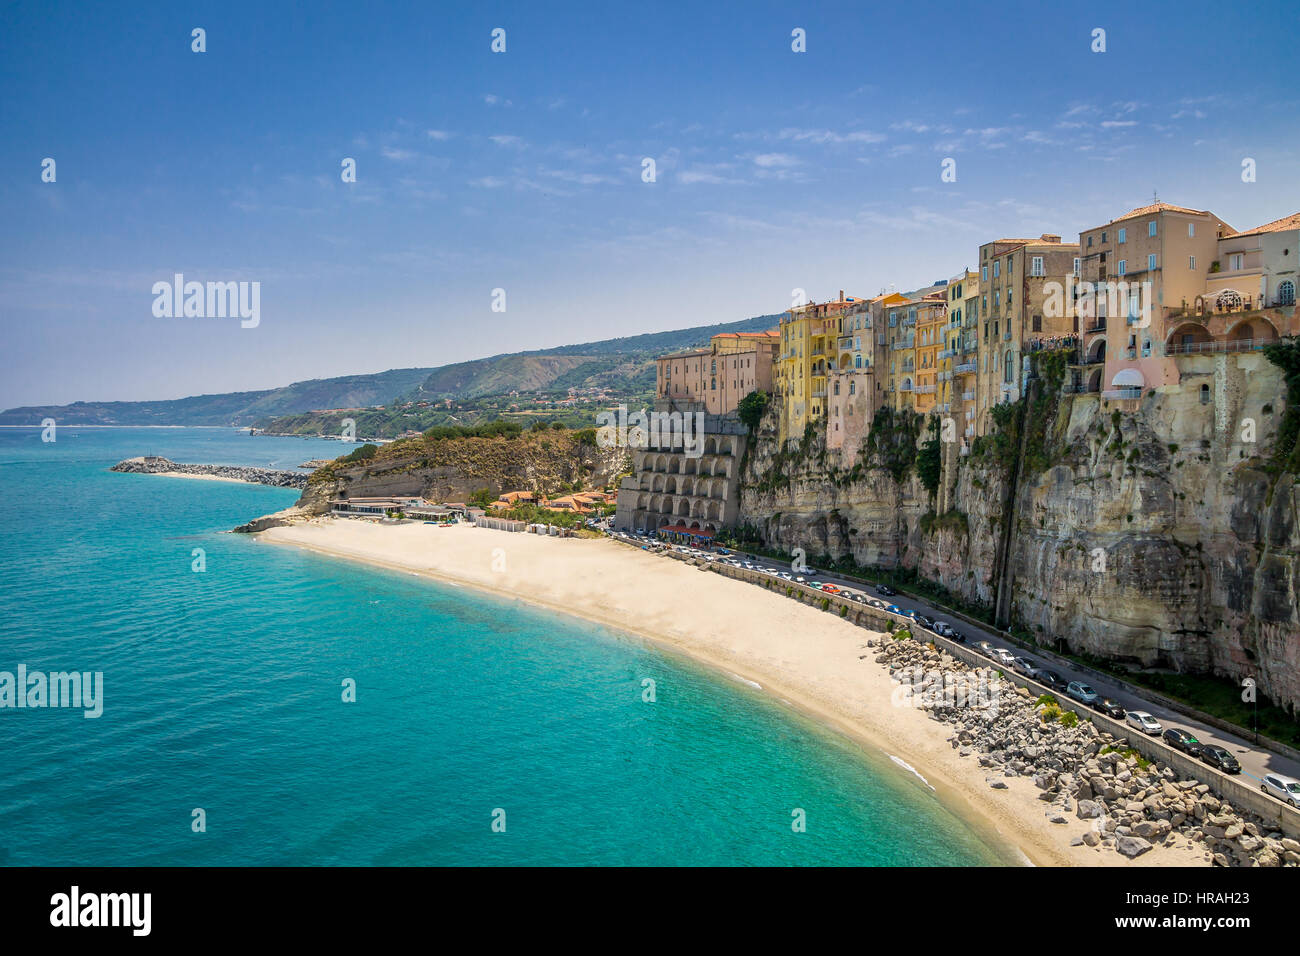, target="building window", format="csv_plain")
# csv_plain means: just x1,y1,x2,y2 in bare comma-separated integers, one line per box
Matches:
1073,257,1080,274
1117,259,1127,276
1031,256,1044,276
1189,255,1196,270
982,265,988,281
1229,253,1244,271
1118,227,1126,244
1148,221,1157,237
1032,314,1042,332
1200,384,1210,405
1278,280,1296,306
1188,223,1196,238
1087,235,1093,248
1148,254,1157,271
993,261,1000,278
1003,352,1014,383
1101,231,1107,243
849,381,856,394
